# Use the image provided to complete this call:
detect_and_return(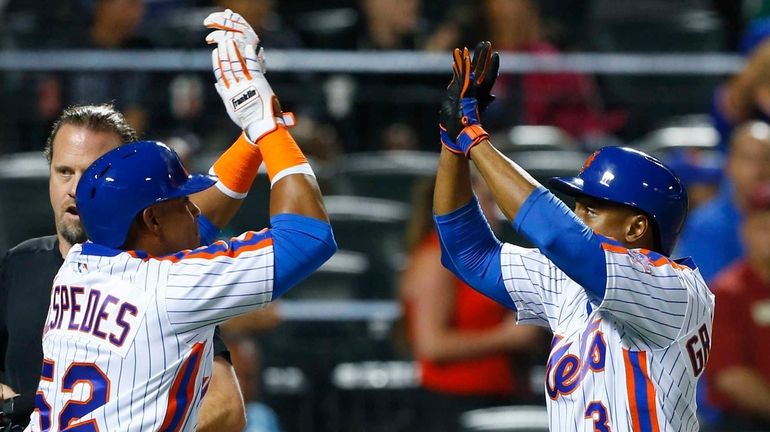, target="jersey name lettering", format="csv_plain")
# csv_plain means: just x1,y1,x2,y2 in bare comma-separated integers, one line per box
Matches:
44,282,151,357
